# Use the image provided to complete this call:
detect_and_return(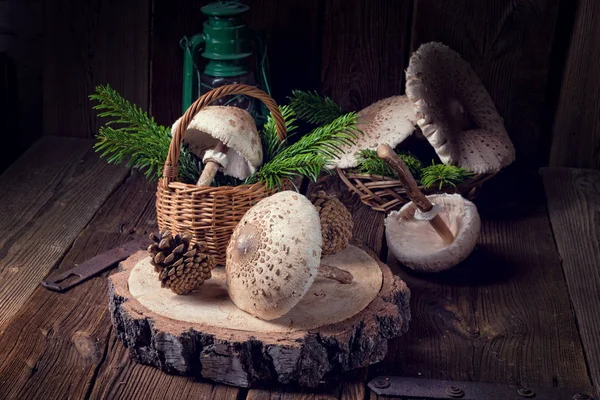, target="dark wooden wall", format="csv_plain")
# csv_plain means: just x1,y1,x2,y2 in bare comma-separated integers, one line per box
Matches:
37,0,600,169
0,0,43,171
